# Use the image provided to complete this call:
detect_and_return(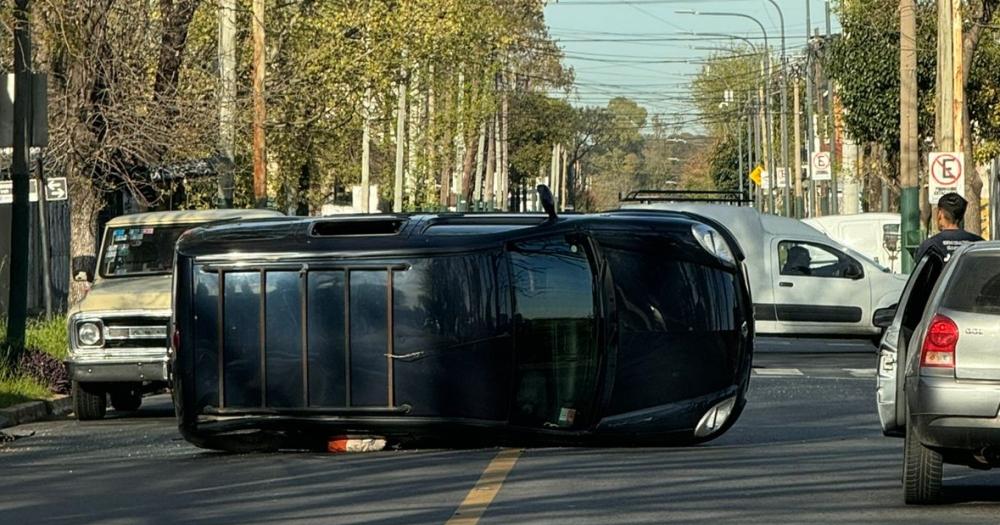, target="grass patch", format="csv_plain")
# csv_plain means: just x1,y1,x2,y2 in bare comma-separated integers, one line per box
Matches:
0,317,68,360
0,370,51,409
